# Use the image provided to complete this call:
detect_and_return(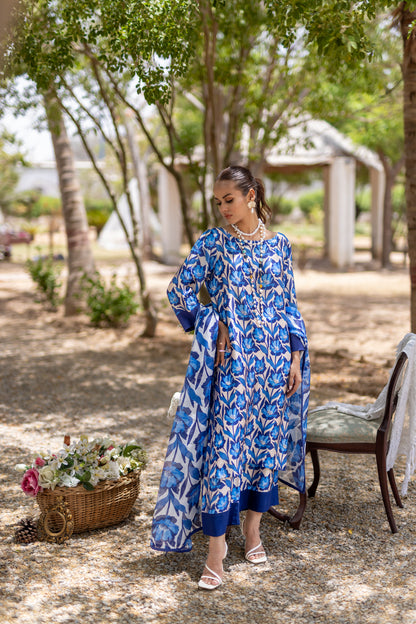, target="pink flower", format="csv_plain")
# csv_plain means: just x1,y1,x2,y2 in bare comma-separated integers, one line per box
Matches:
21,468,42,497
35,457,45,467
108,445,114,451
